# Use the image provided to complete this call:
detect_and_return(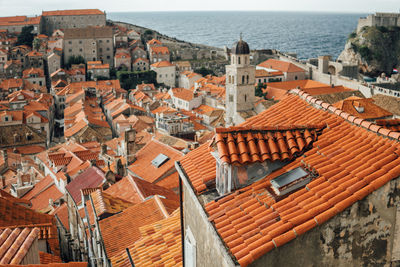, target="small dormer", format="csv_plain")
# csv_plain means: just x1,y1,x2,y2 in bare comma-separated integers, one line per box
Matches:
211,126,324,196
353,101,364,113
